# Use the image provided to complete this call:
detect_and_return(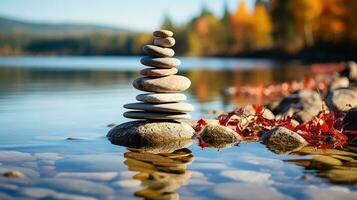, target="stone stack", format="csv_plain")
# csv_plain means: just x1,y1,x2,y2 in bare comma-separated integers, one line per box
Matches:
107,30,195,146
124,30,194,120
